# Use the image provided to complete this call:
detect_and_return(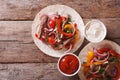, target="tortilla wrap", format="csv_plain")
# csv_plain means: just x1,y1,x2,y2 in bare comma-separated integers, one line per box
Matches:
78,40,120,80
32,5,84,57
